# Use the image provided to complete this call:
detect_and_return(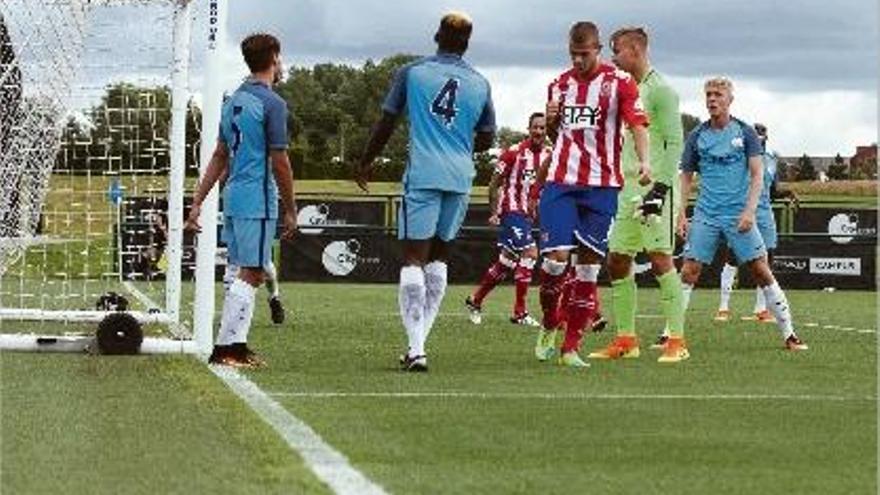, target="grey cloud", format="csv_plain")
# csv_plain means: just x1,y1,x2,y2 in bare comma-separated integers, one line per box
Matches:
227,0,877,92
